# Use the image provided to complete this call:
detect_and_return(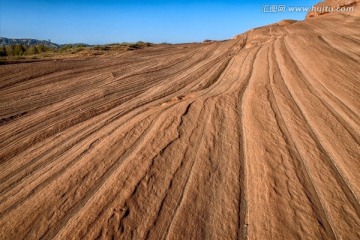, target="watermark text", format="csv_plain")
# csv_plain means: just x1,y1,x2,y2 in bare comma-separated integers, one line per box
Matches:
262,5,354,13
